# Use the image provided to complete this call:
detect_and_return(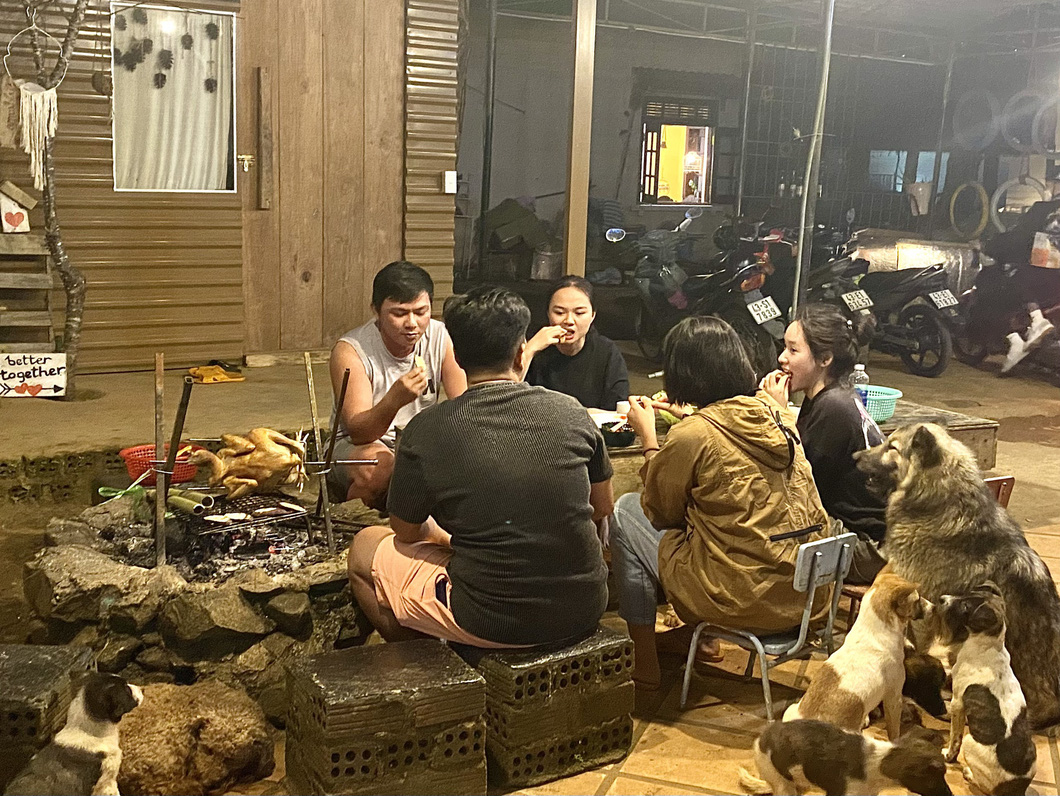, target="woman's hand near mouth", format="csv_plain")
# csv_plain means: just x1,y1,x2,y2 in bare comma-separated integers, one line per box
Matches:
760,370,791,406
526,325,567,357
